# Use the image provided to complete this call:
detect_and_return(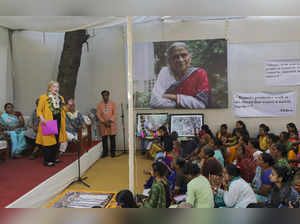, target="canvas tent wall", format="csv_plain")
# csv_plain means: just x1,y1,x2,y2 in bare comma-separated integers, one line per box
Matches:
2,17,300,196
2,16,300,150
